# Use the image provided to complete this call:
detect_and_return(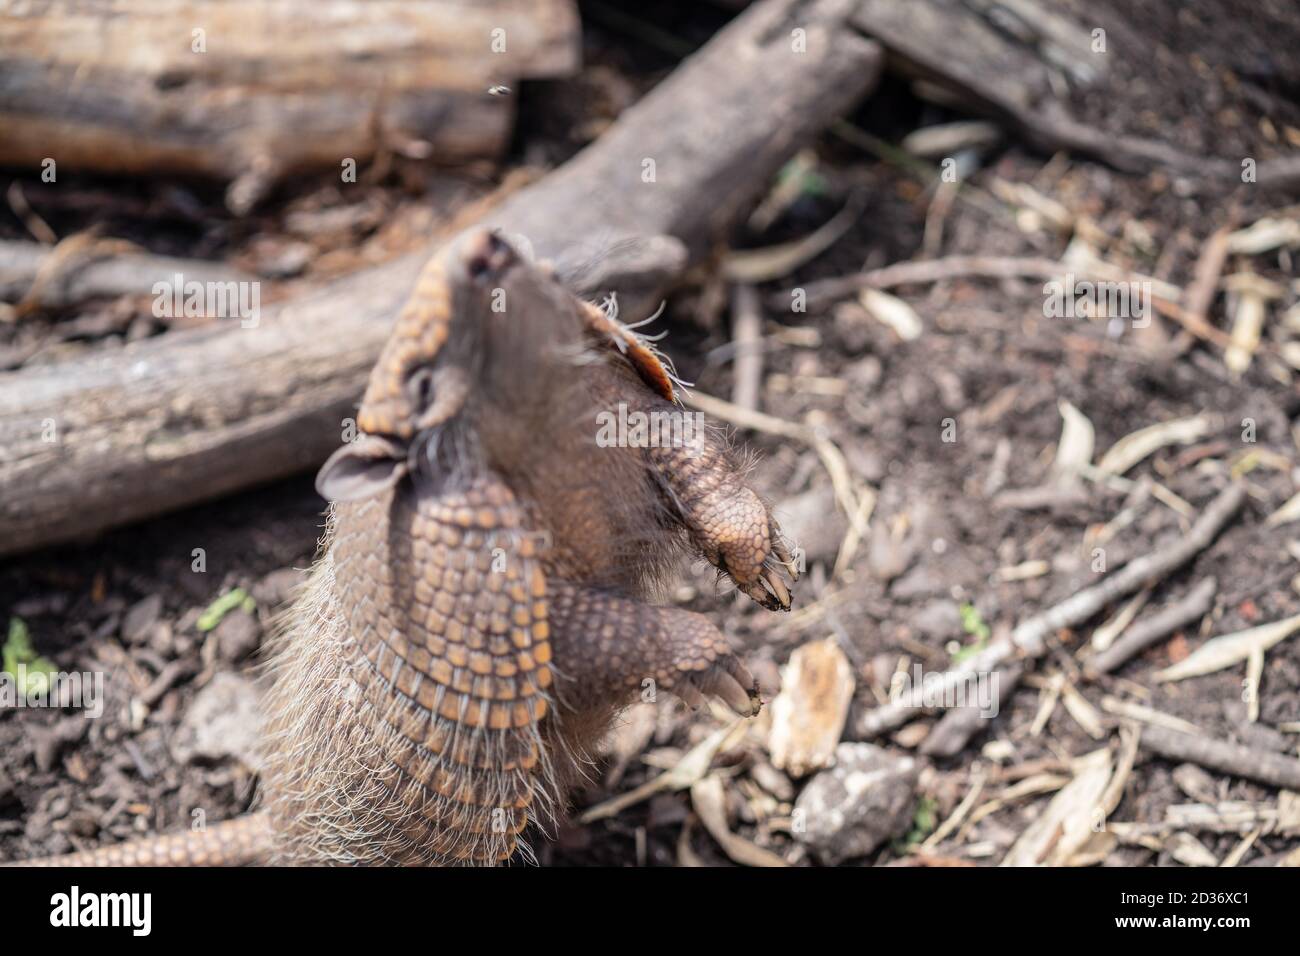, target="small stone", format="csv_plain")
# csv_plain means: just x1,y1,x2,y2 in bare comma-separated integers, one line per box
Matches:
892,721,931,749
63,810,100,839
215,609,260,663
252,568,305,609
121,594,163,644
868,518,918,583
1172,763,1218,804
147,621,175,658
793,743,919,865
171,673,263,770
252,239,314,278
29,718,88,773
913,600,962,641
774,485,845,570
981,739,1016,763
833,305,875,354
749,761,795,802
